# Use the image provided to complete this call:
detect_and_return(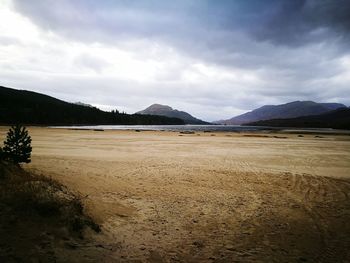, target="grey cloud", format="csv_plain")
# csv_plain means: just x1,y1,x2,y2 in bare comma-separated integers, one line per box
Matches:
73,53,110,73
4,0,350,120
0,36,22,46
249,0,350,46
11,0,350,67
